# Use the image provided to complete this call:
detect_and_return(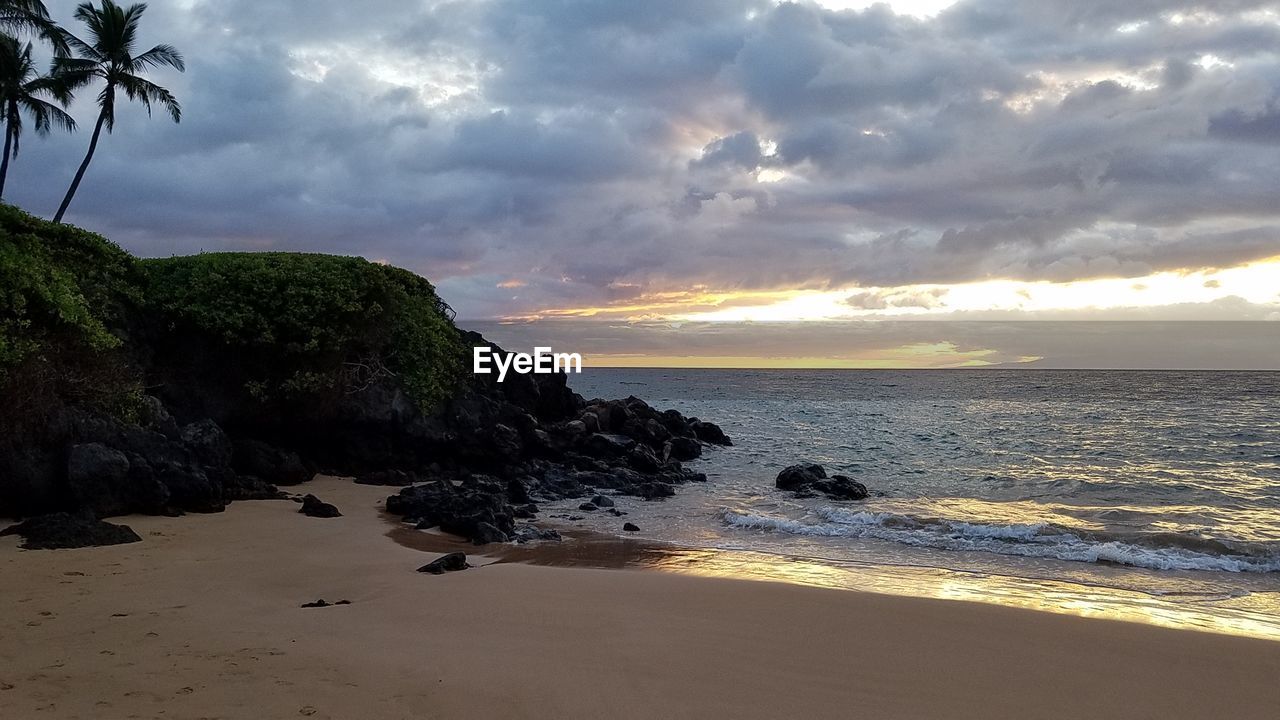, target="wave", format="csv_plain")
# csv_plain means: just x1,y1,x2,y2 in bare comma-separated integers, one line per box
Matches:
720,507,1280,573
